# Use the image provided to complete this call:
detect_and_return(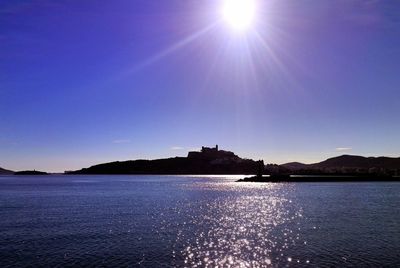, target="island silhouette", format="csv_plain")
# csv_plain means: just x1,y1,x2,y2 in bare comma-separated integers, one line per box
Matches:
64,146,400,181
14,170,48,175
69,145,262,175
